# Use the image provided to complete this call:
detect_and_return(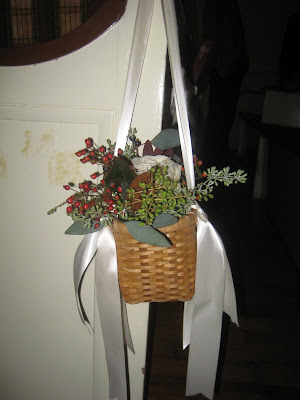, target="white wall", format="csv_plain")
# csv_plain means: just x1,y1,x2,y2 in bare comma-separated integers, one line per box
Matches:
0,1,167,399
